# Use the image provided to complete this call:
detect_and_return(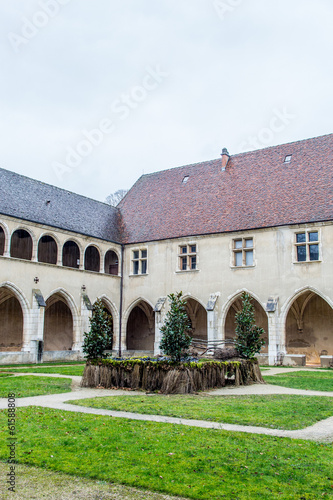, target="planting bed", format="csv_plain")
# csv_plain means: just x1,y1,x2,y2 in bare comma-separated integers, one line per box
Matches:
81,358,264,394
